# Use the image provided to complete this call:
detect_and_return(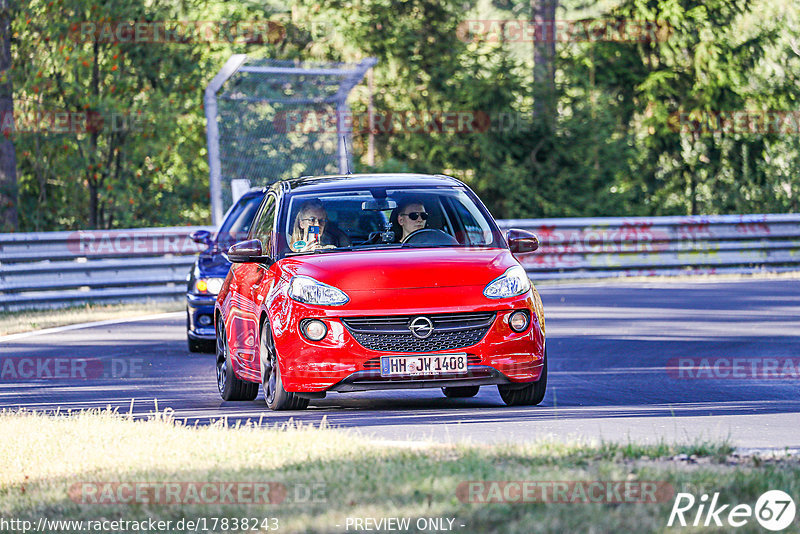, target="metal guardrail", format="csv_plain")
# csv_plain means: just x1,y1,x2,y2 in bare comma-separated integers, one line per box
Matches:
496,213,800,279
1,214,798,310
0,227,212,310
